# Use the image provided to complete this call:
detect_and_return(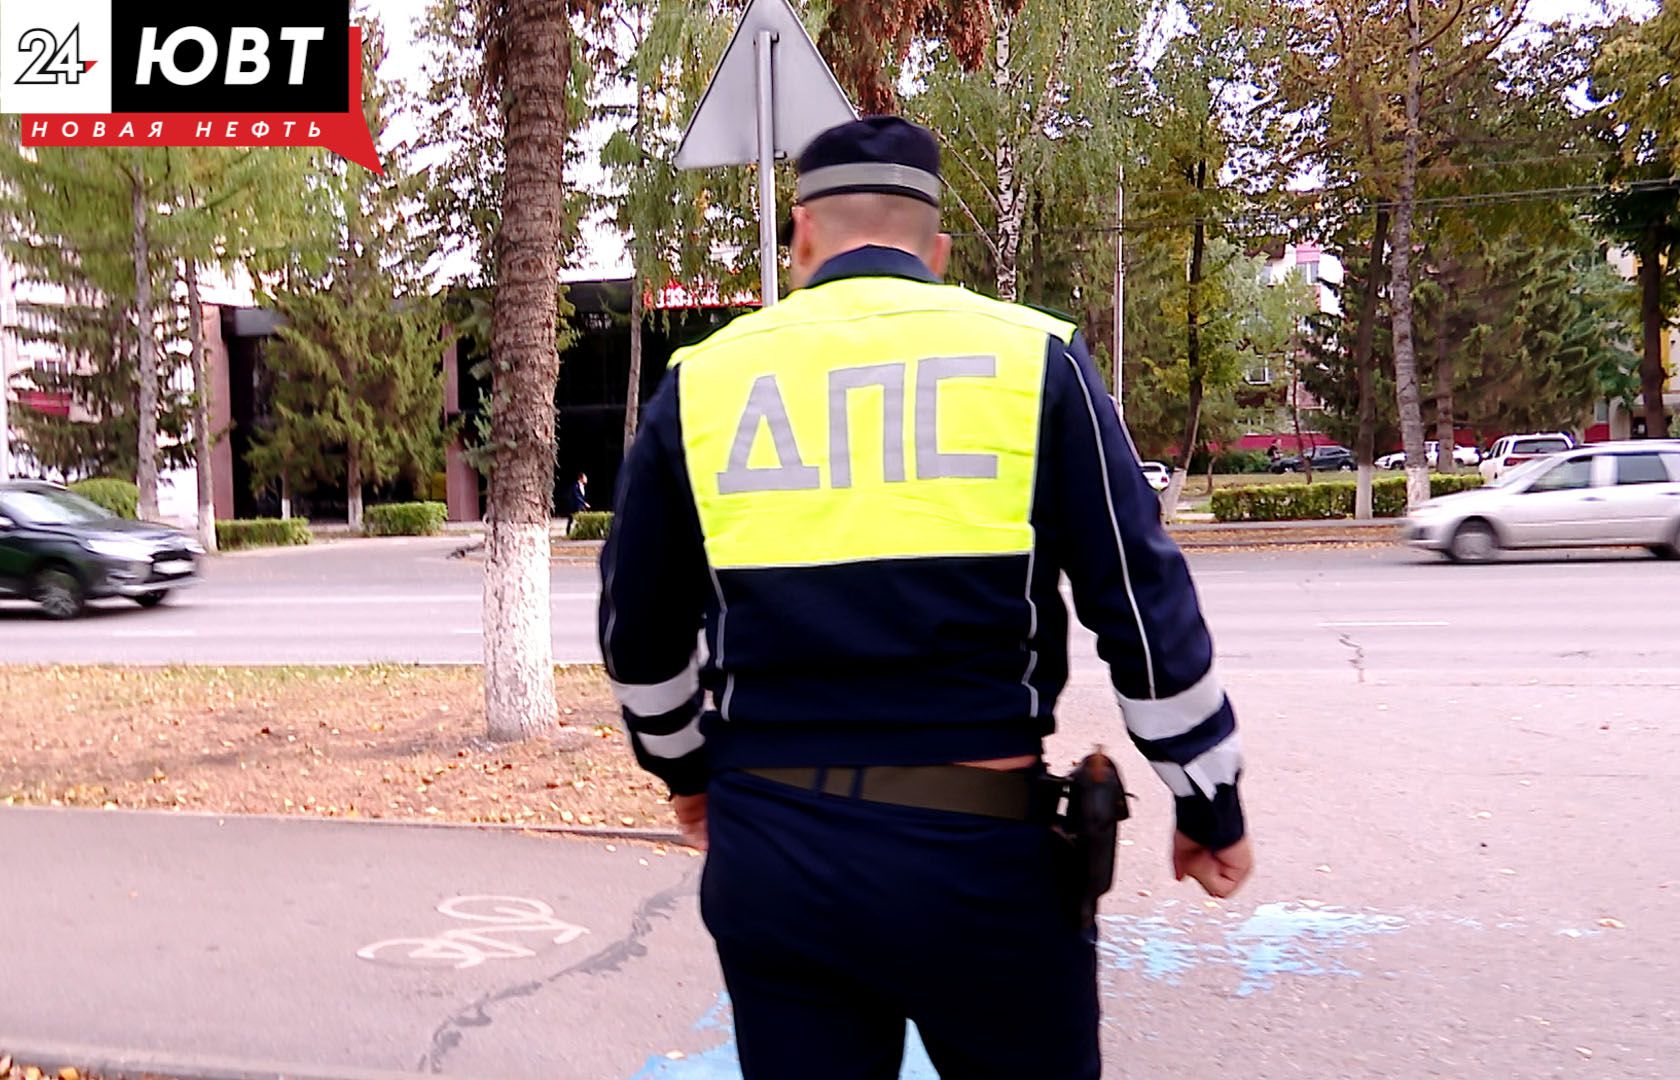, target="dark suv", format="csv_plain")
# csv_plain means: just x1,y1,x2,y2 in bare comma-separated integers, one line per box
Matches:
1271,446,1356,474
0,481,202,619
